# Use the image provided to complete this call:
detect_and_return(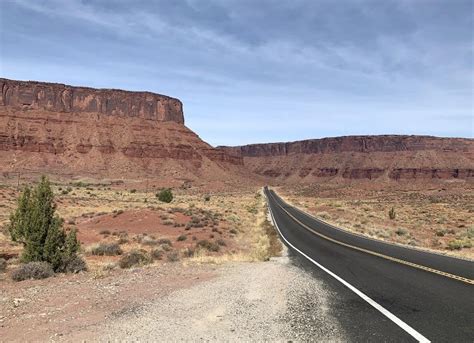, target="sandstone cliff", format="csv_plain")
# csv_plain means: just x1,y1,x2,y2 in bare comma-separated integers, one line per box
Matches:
220,136,474,183
0,78,184,124
0,79,243,184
